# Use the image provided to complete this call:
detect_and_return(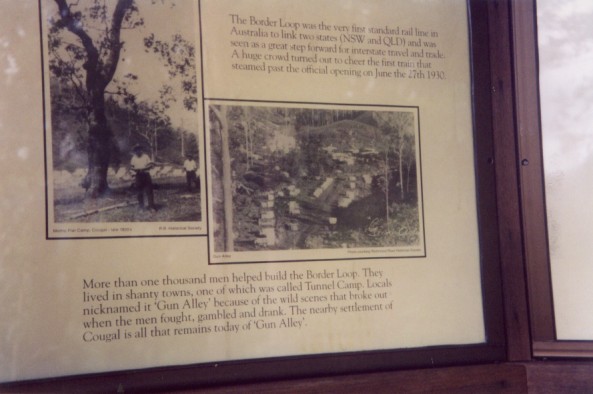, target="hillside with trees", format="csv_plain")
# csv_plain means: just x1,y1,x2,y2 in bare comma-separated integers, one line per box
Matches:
209,105,420,253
